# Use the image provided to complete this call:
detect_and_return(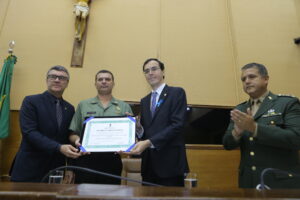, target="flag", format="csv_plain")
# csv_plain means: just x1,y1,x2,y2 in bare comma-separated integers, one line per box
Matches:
0,55,17,138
